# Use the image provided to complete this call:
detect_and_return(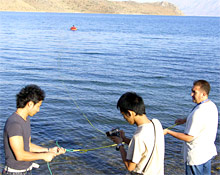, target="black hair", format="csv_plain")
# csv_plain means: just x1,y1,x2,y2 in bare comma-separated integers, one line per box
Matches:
16,84,45,108
193,80,211,96
117,92,146,116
